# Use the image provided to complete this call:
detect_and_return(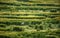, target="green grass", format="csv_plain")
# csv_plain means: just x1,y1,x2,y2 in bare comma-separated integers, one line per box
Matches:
0,0,60,38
